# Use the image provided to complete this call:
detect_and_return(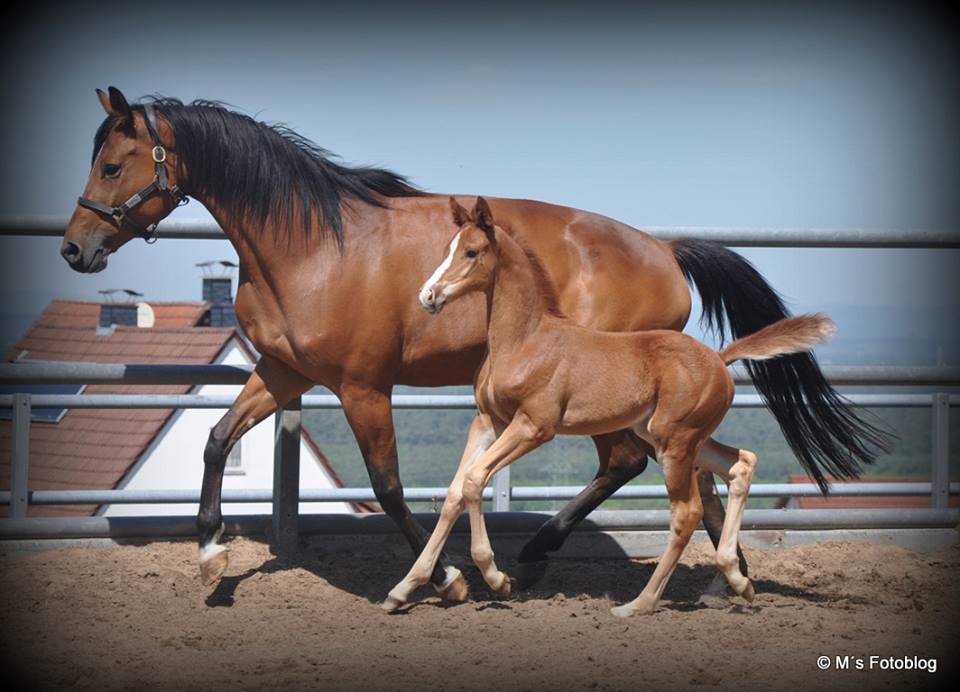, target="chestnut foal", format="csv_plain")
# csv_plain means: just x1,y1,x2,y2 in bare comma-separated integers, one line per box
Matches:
383,197,836,616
